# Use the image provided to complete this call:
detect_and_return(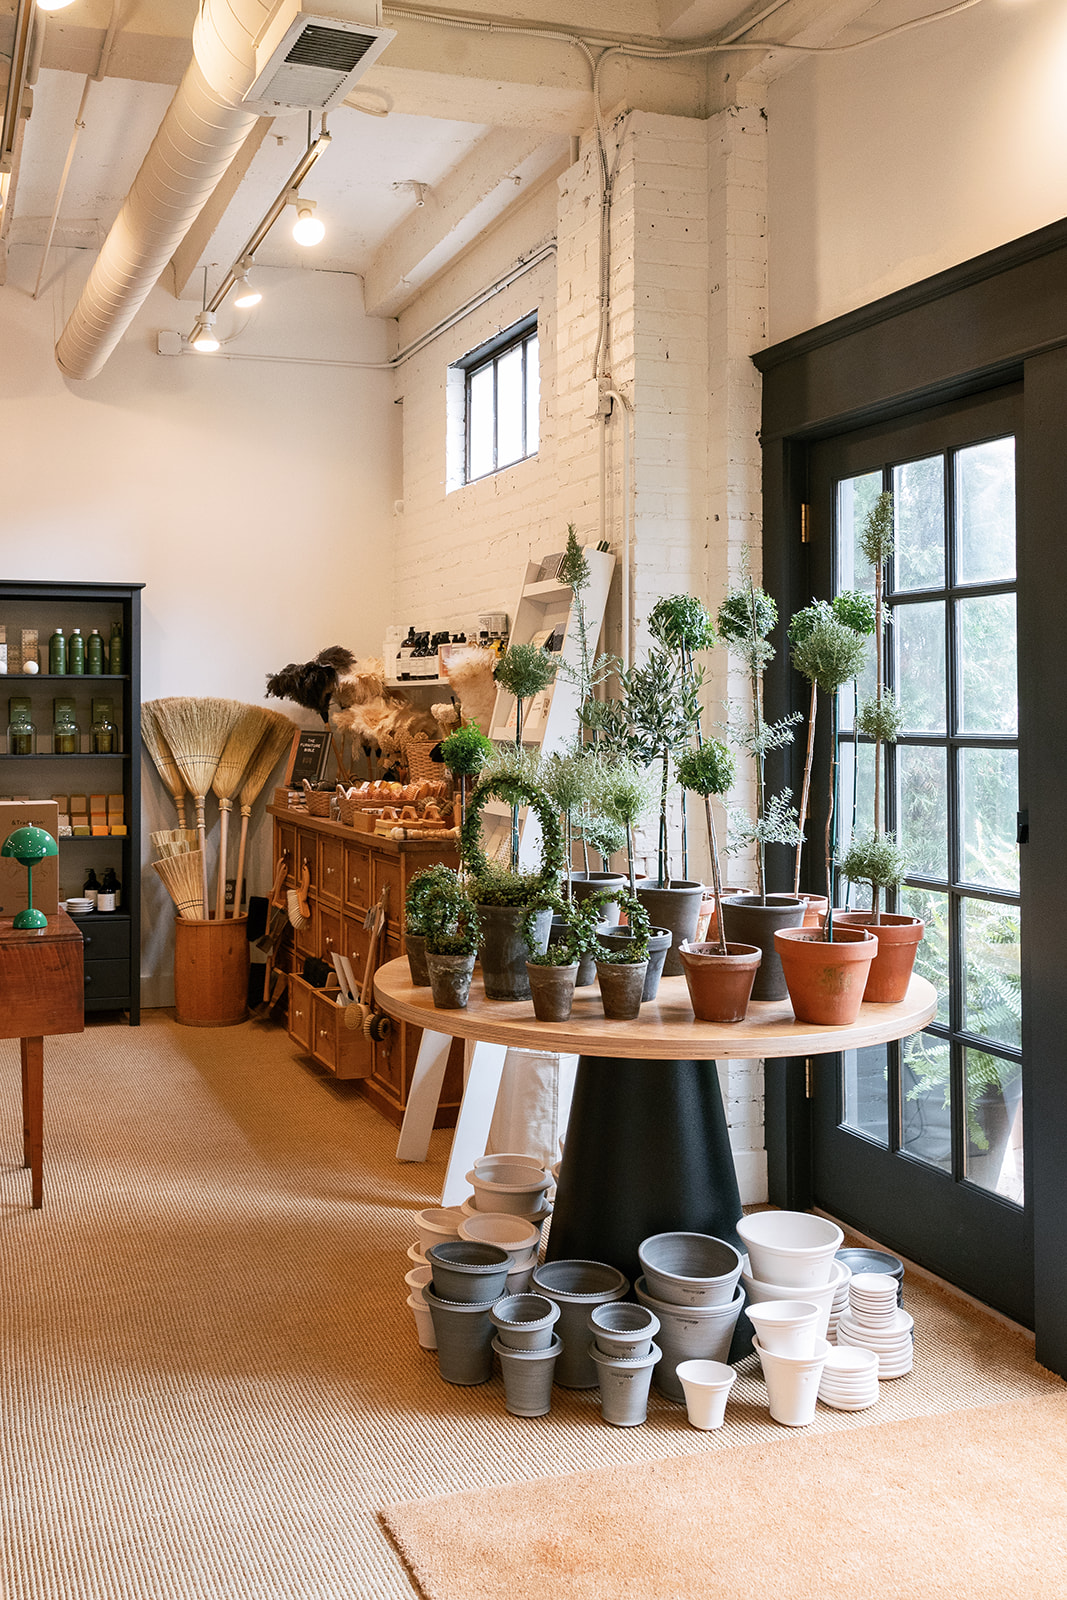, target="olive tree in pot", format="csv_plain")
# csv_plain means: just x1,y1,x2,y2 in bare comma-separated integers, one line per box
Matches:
715,573,804,1000
647,593,718,883
460,768,564,1000
594,890,652,1021
421,871,482,1010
